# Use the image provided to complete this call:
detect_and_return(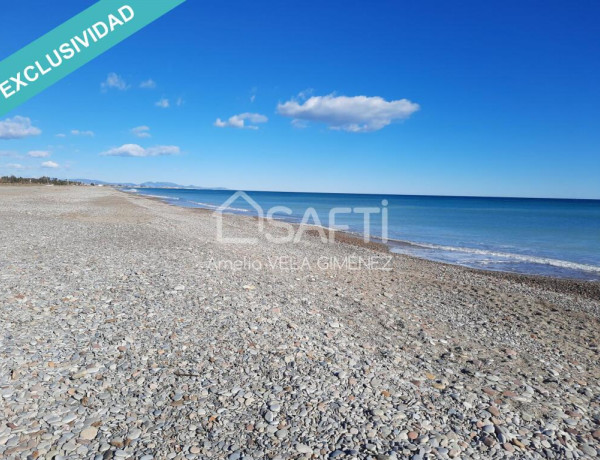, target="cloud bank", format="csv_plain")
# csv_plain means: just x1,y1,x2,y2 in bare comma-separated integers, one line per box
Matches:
277,94,419,132
101,144,180,157
214,113,268,130
0,116,42,139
